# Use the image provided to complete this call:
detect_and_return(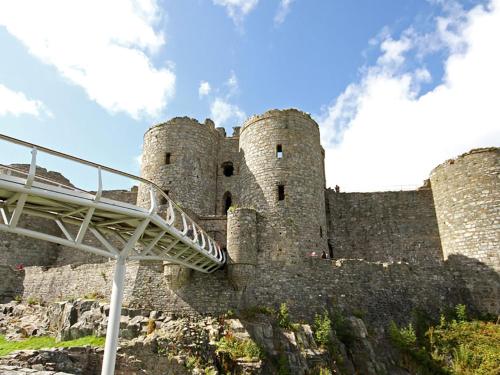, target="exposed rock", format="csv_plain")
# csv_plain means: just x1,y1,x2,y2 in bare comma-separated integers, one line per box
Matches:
0,301,416,374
